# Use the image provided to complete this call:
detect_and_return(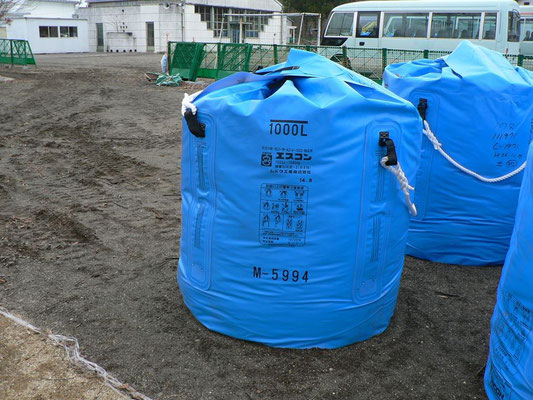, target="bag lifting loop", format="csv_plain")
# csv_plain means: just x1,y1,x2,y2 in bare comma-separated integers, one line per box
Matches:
417,98,527,183
182,91,205,138
379,131,417,216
